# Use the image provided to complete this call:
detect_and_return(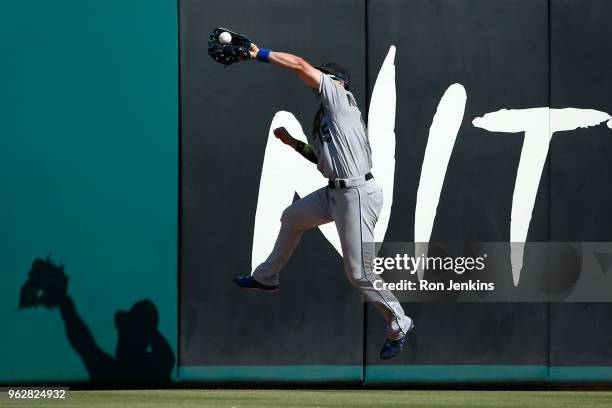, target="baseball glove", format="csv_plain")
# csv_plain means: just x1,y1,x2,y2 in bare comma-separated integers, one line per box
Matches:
208,27,252,66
